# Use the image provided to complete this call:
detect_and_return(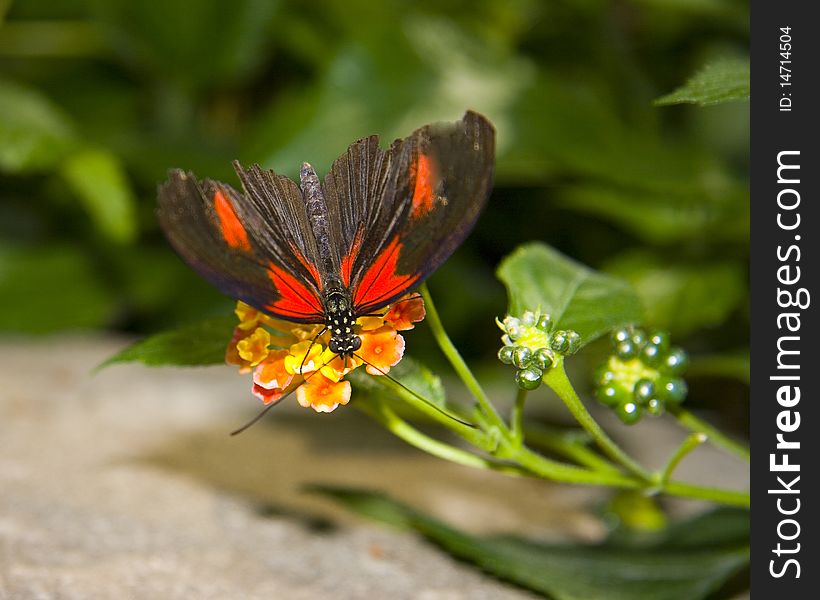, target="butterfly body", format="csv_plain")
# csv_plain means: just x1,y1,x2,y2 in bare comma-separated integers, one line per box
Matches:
157,111,495,357
298,161,362,355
